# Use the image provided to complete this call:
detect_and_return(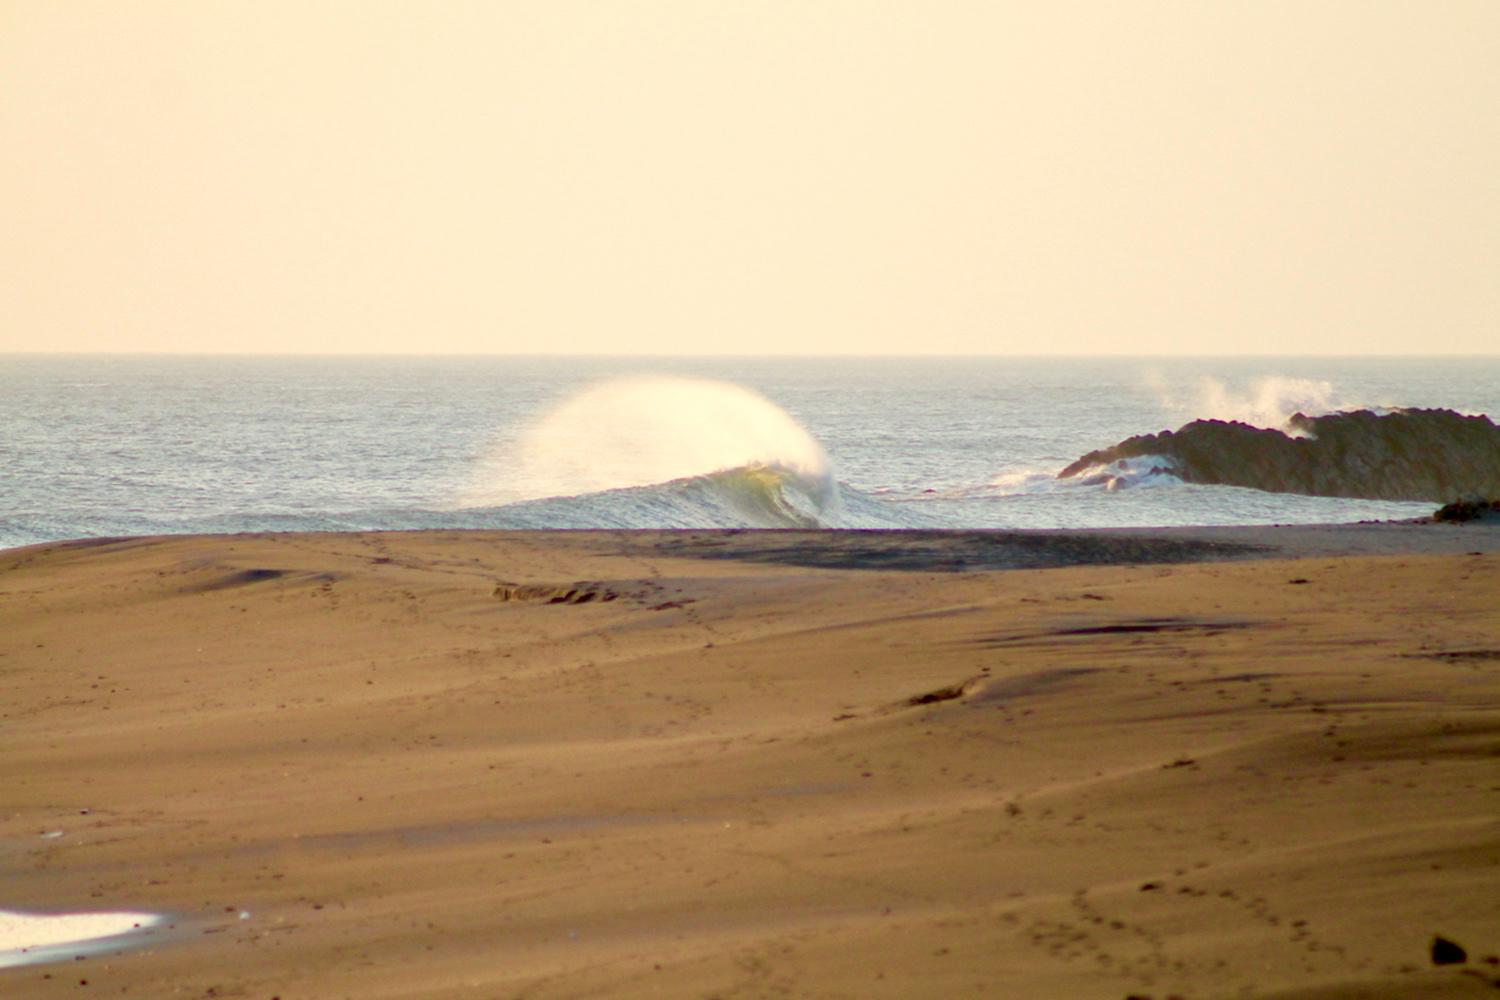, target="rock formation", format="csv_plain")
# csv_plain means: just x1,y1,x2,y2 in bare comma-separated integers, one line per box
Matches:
1058,408,1500,503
